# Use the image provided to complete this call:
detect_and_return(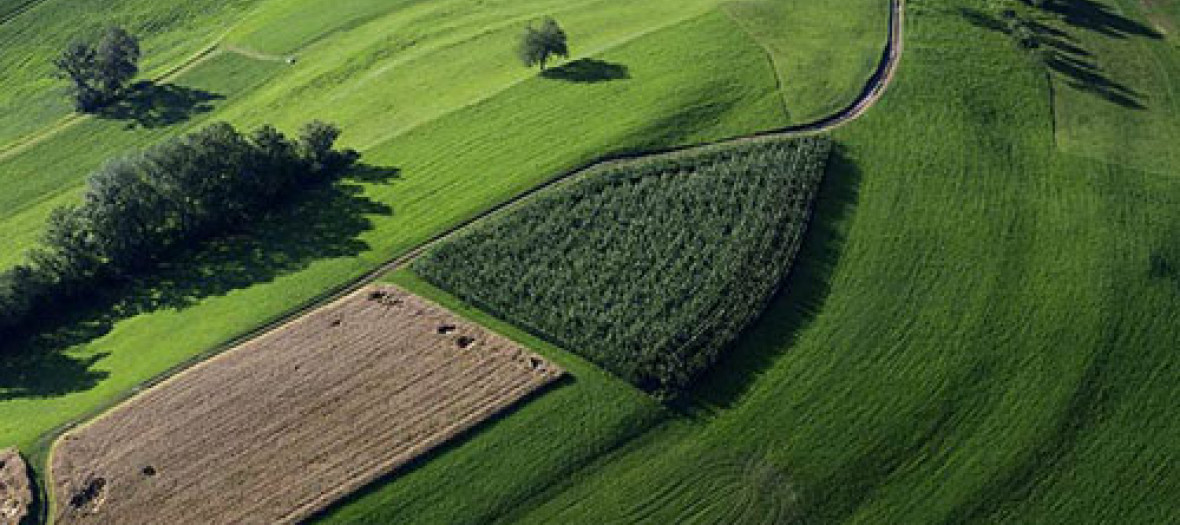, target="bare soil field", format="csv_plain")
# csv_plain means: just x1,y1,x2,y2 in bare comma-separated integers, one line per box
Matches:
0,448,31,525
50,285,563,525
